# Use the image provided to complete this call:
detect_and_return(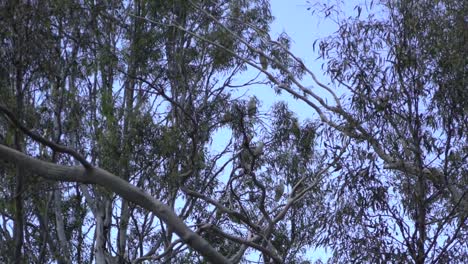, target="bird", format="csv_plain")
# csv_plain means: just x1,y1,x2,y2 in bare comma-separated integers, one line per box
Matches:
253,141,264,156
275,180,285,201
247,97,257,117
